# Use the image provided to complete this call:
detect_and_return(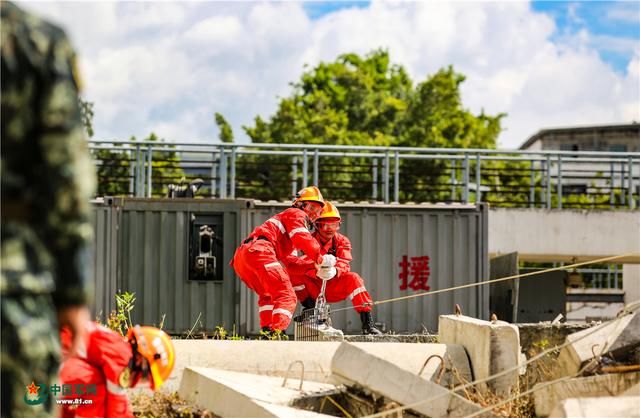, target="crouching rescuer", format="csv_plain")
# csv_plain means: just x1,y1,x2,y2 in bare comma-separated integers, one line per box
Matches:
58,322,175,418
286,202,382,335
231,186,336,335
